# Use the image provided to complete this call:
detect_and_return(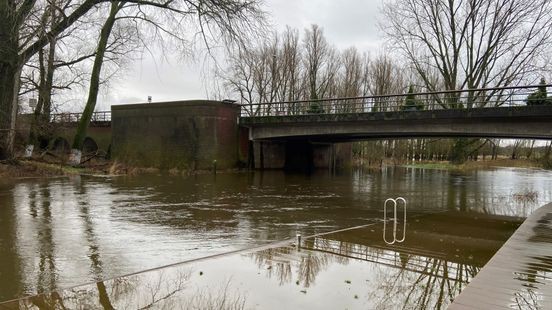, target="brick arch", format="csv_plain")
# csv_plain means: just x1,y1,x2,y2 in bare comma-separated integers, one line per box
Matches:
51,137,70,154
82,137,98,154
